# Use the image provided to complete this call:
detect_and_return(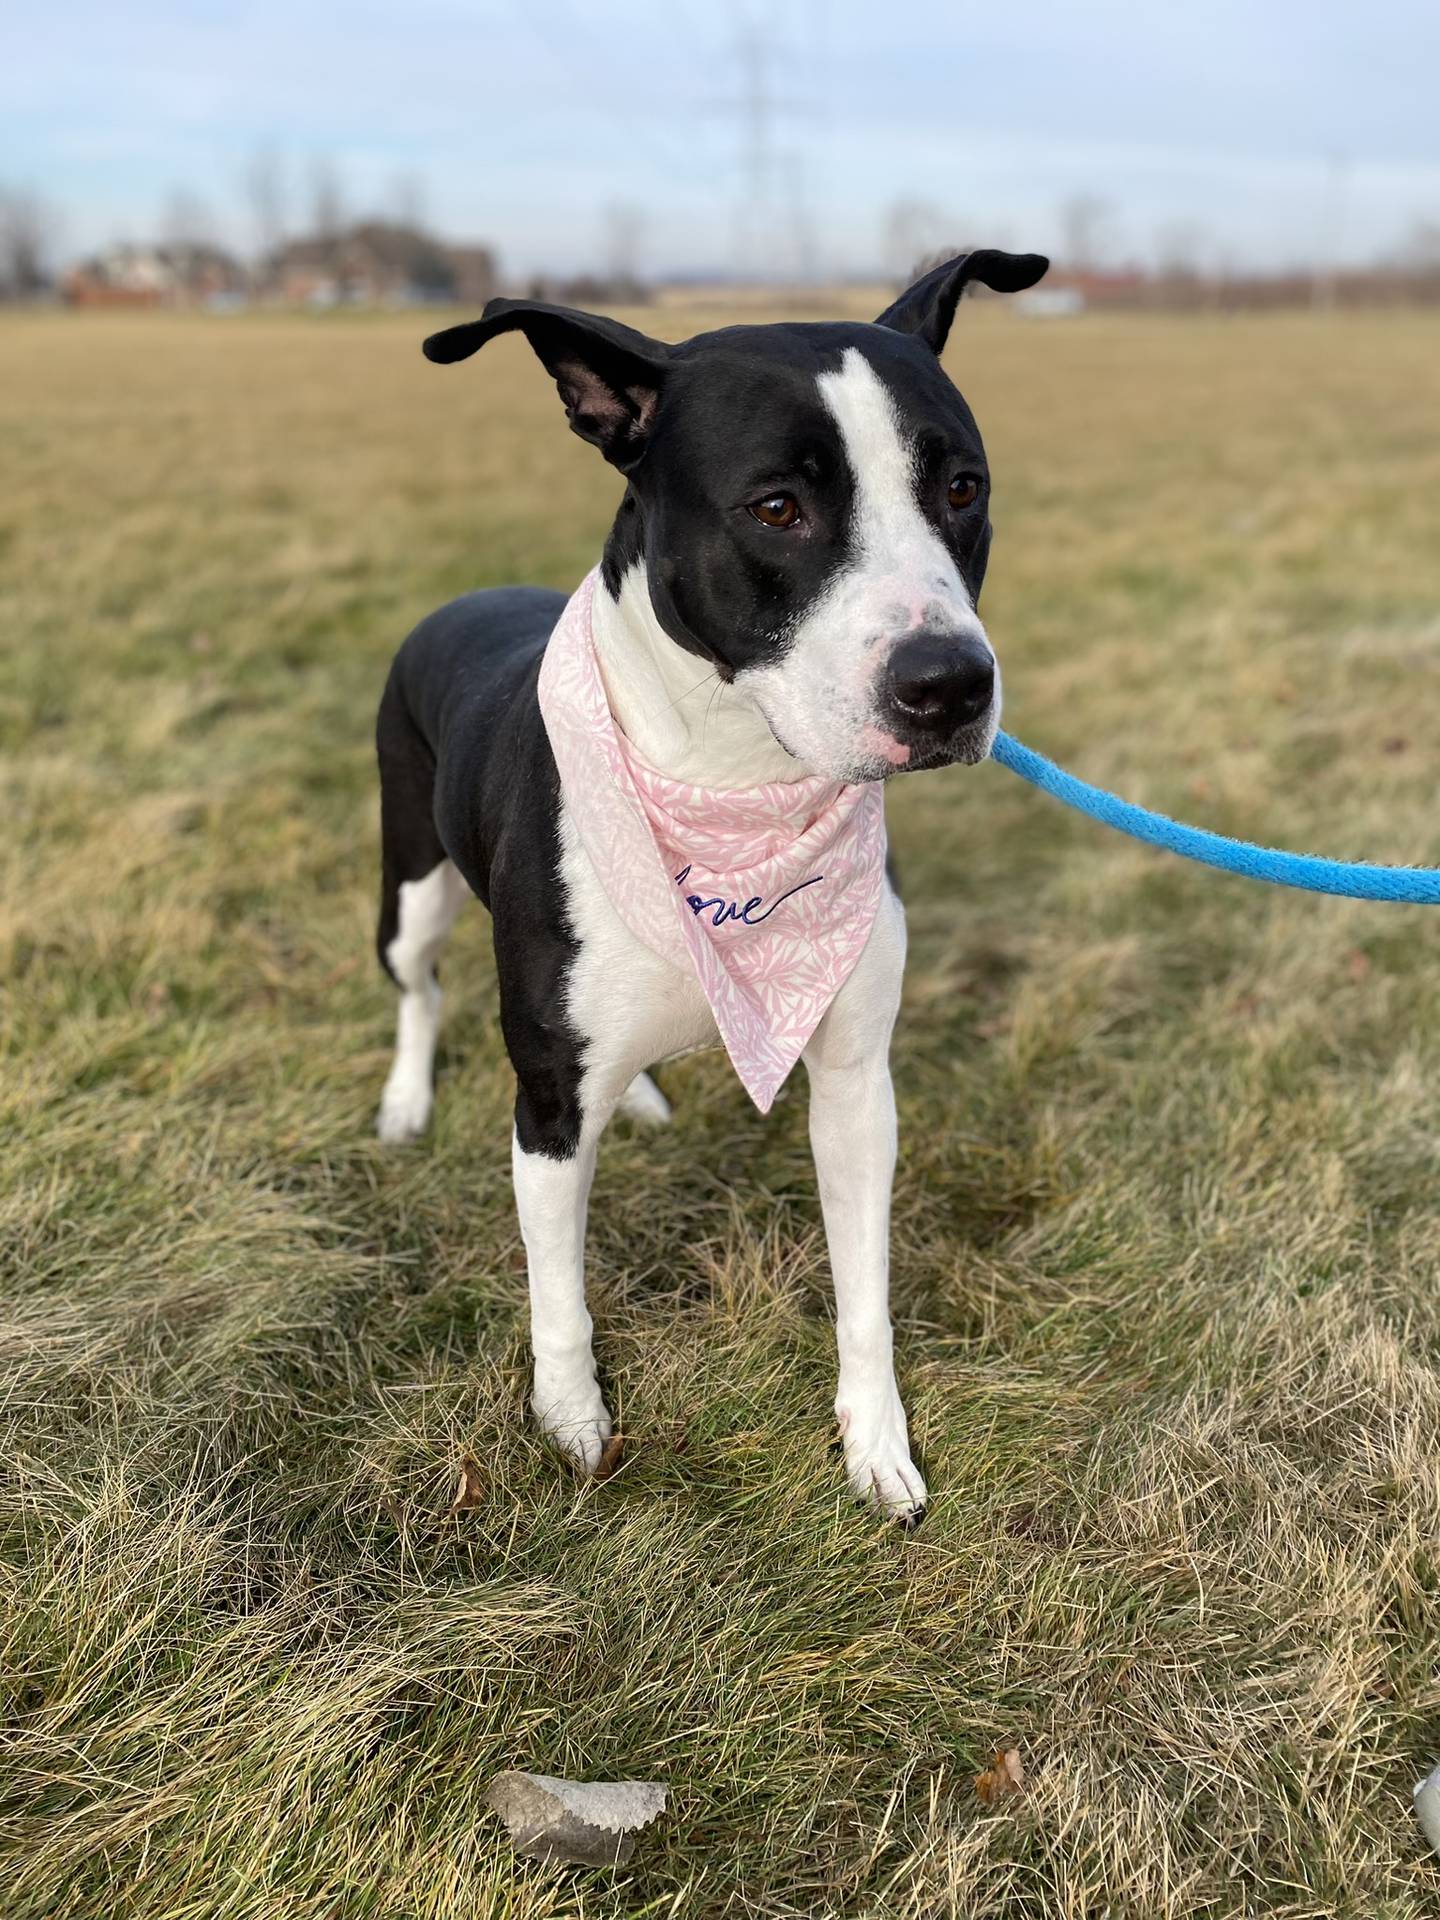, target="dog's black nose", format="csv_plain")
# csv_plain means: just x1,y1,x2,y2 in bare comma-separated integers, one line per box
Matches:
884,632,995,736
